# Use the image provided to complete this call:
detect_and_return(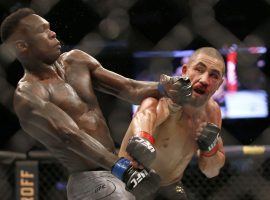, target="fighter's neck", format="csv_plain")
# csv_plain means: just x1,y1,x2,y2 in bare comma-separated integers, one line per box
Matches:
23,60,61,80
182,103,206,117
